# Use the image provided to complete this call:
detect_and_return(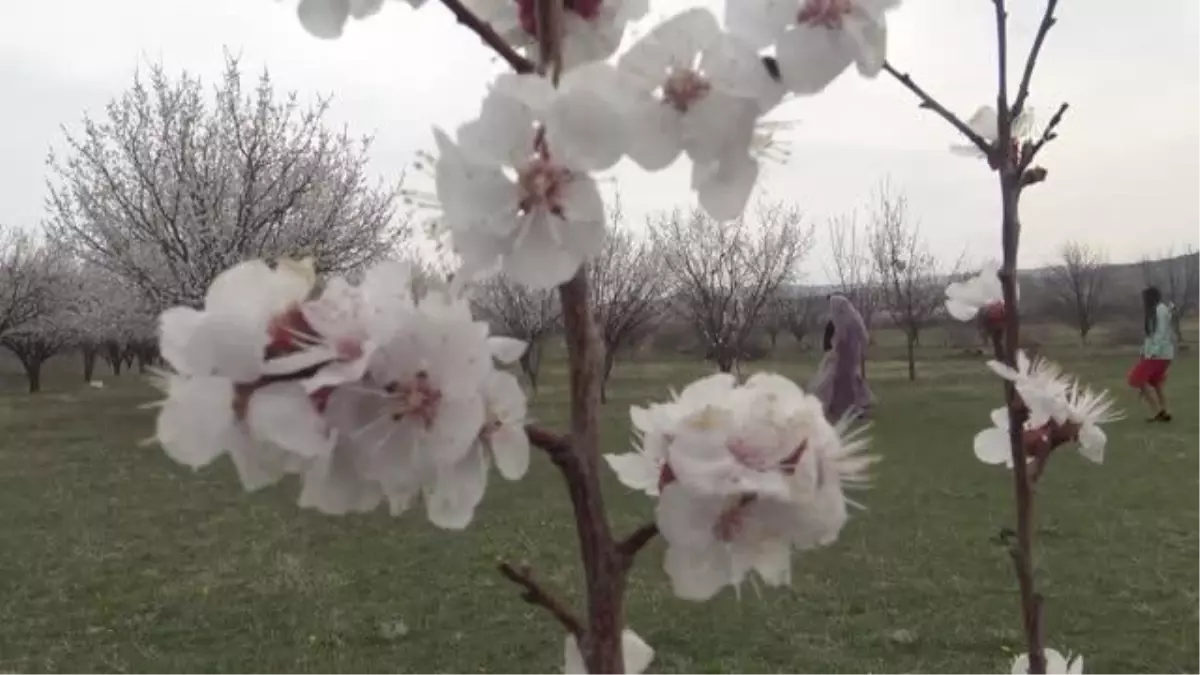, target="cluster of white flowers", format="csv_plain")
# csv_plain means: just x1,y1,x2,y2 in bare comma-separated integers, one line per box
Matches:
295,0,901,290
974,350,1120,469
944,261,1006,324
943,262,1118,472
605,373,873,600
152,257,531,529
